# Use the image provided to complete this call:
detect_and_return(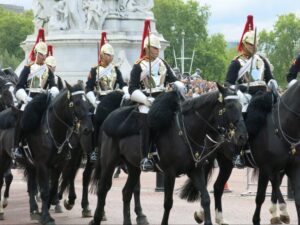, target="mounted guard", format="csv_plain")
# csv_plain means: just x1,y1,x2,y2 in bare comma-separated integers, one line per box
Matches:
129,19,185,171
225,15,279,168
286,54,300,88
13,28,59,159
